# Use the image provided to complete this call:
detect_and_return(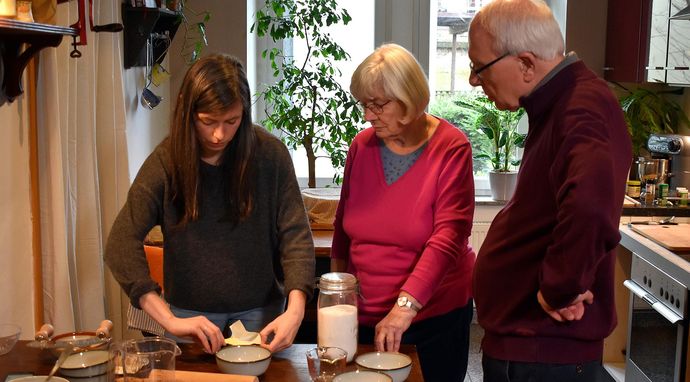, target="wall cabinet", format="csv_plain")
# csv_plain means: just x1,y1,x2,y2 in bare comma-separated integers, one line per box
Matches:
604,0,651,83
646,0,690,85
